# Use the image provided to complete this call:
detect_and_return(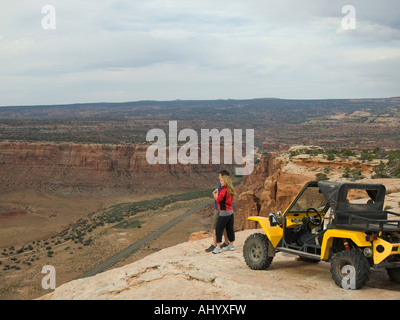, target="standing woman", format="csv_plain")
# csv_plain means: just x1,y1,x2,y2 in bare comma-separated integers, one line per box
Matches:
212,174,235,254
